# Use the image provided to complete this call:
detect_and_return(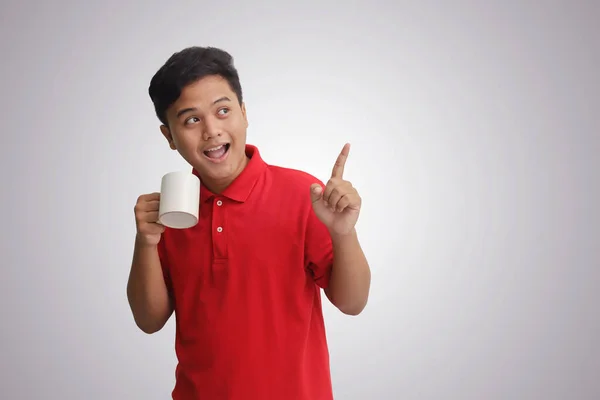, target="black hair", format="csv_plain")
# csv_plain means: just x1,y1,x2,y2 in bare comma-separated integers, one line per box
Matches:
148,46,243,126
